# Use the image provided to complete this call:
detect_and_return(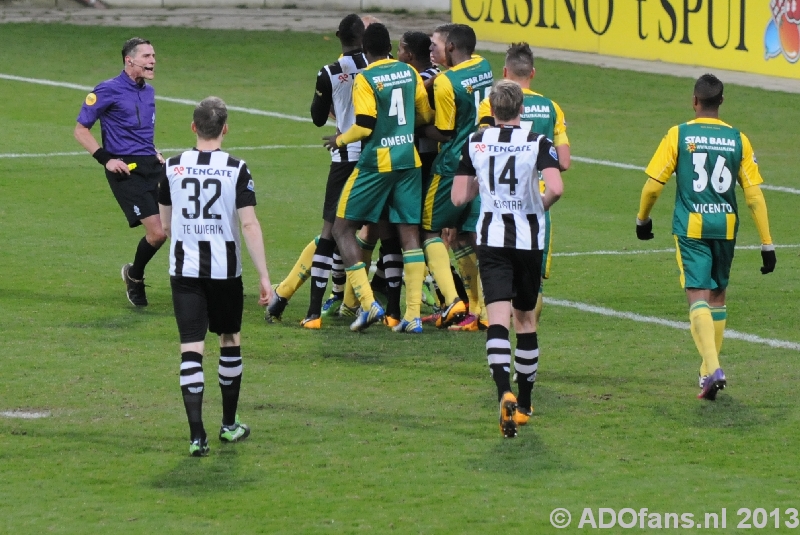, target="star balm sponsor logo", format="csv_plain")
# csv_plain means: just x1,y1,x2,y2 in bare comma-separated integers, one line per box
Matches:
687,142,697,153
765,0,800,63
376,82,384,91
85,92,97,106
